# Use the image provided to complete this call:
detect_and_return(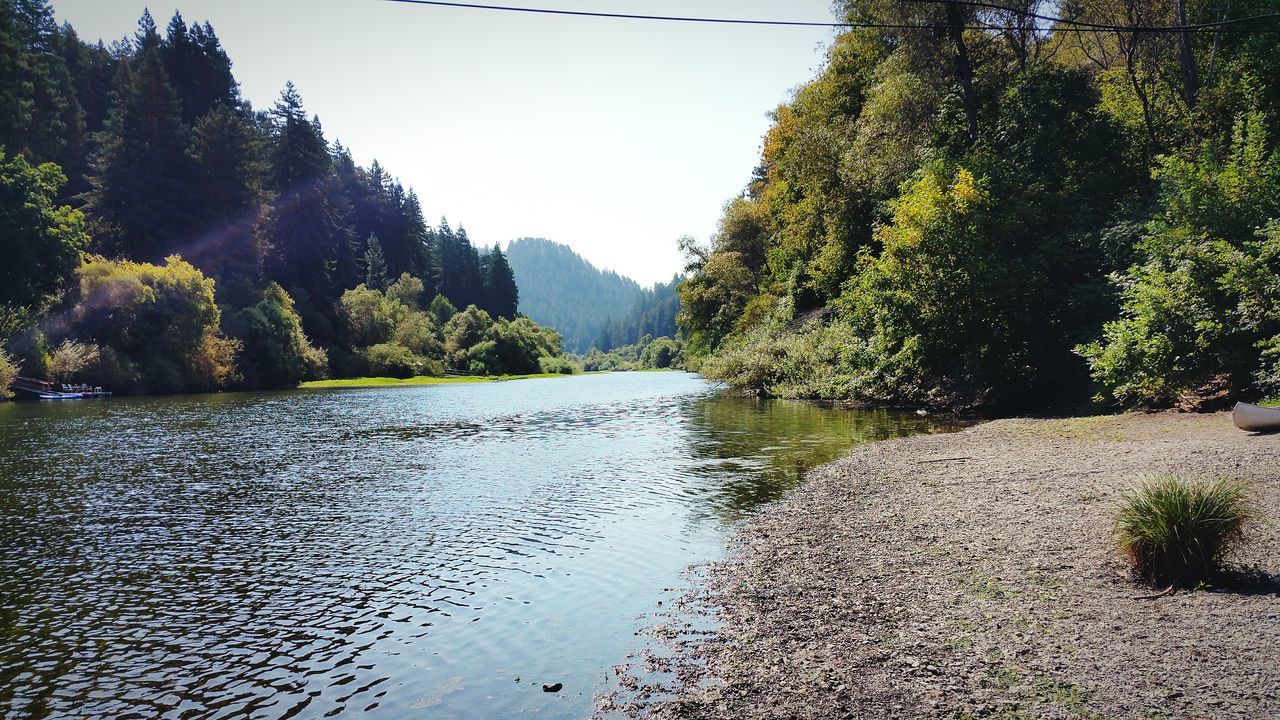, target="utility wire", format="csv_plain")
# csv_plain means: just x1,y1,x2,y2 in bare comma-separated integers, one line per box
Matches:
378,0,1280,34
